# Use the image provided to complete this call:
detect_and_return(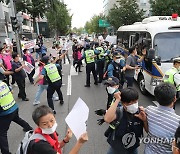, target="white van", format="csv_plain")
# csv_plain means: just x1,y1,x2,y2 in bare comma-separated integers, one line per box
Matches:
117,16,180,95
